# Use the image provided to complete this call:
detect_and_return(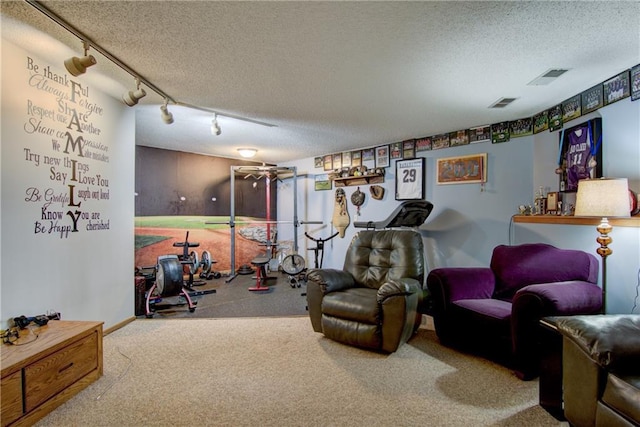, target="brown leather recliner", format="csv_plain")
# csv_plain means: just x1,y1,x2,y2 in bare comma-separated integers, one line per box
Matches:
558,315,640,427
306,230,424,353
